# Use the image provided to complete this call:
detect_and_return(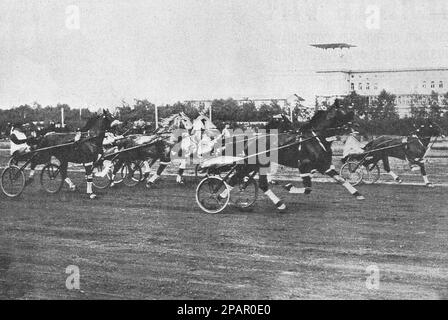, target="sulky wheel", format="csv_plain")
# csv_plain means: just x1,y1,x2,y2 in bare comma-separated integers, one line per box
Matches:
92,162,112,190
362,163,380,185
196,176,230,214
340,161,363,186
231,176,258,210
7,156,19,168
40,163,64,194
123,161,142,187
1,166,26,198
